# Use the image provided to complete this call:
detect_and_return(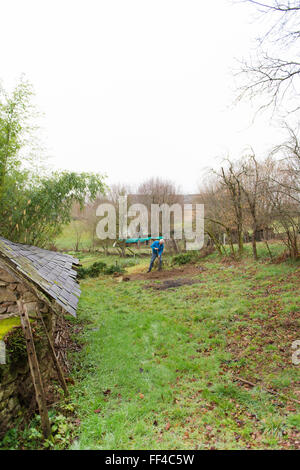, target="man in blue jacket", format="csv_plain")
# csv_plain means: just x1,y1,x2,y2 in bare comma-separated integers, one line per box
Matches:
147,238,165,272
